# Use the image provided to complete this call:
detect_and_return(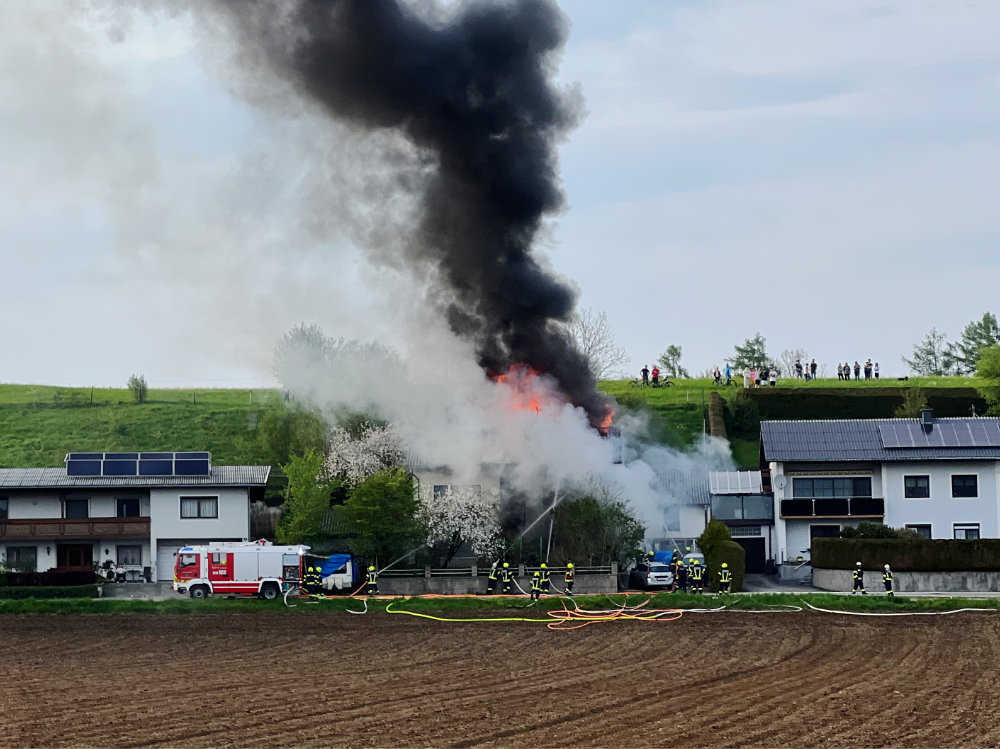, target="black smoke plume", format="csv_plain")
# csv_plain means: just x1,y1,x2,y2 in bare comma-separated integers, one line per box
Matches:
216,0,612,427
